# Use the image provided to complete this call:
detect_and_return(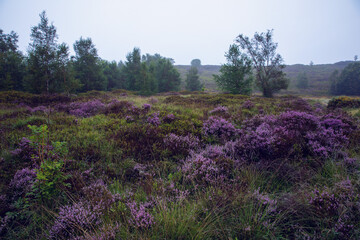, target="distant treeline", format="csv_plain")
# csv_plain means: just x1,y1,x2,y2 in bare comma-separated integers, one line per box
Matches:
0,11,183,95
